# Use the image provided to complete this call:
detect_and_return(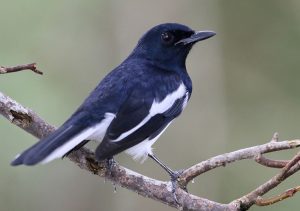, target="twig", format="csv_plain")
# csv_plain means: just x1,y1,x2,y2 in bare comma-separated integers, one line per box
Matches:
270,132,279,142
0,63,43,75
281,151,300,174
256,186,300,206
254,154,288,168
230,151,300,210
178,140,300,188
